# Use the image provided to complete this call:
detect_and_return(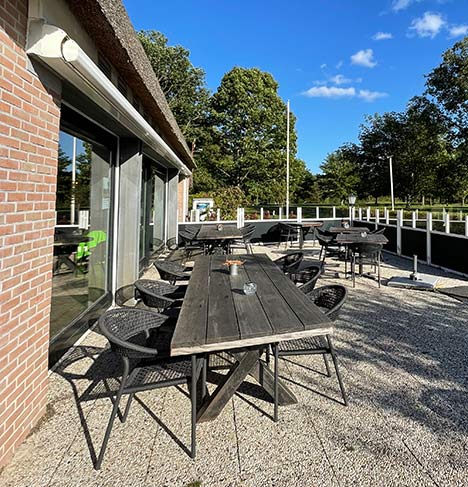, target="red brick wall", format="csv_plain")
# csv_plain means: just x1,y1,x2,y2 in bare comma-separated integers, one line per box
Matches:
0,1,61,467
